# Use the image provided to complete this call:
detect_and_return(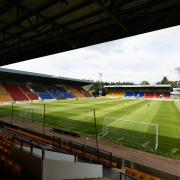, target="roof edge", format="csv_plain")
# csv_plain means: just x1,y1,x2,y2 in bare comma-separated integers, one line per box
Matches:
0,67,93,84
104,85,172,88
